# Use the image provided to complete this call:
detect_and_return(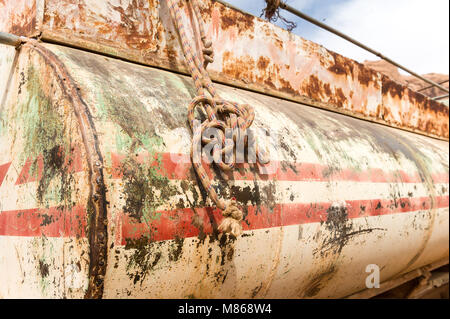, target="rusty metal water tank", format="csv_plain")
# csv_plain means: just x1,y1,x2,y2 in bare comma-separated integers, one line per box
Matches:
0,0,448,298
